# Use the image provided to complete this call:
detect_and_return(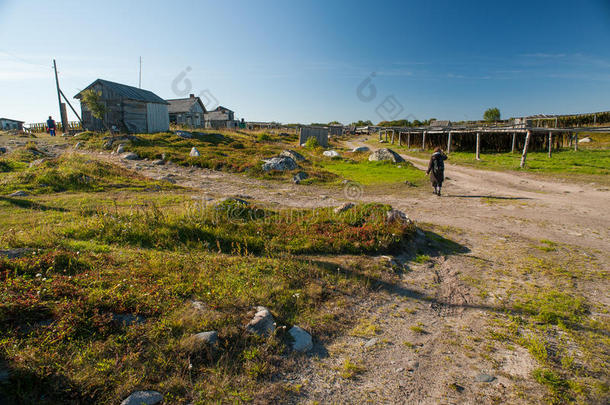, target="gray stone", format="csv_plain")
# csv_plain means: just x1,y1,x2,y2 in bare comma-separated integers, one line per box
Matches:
352,146,370,153
176,130,193,139
222,197,249,205
116,144,125,154
293,171,309,184
578,137,591,143
192,331,218,347
8,190,28,197
246,306,275,336
322,150,340,158
364,338,379,349
368,148,405,163
334,202,355,214
280,149,306,162
112,313,146,326
190,300,208,311
288,326,313,352
475,373,496,382
0,248,30,258
0,147,7,154
161,153,167,160
406,360,419,371
261,156,297,172
386,209,413,225
29,158,47,168
152,159,165,165
122,152,139,160
120,390,163,405
74,142,82,149
190,147,200,157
